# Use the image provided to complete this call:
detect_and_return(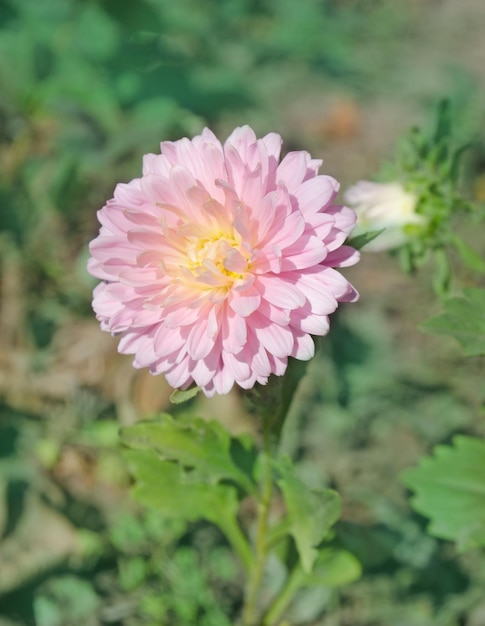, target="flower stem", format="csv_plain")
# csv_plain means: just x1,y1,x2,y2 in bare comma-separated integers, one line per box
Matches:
241,426,274,626
220,517,252,574
262,566,305,626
